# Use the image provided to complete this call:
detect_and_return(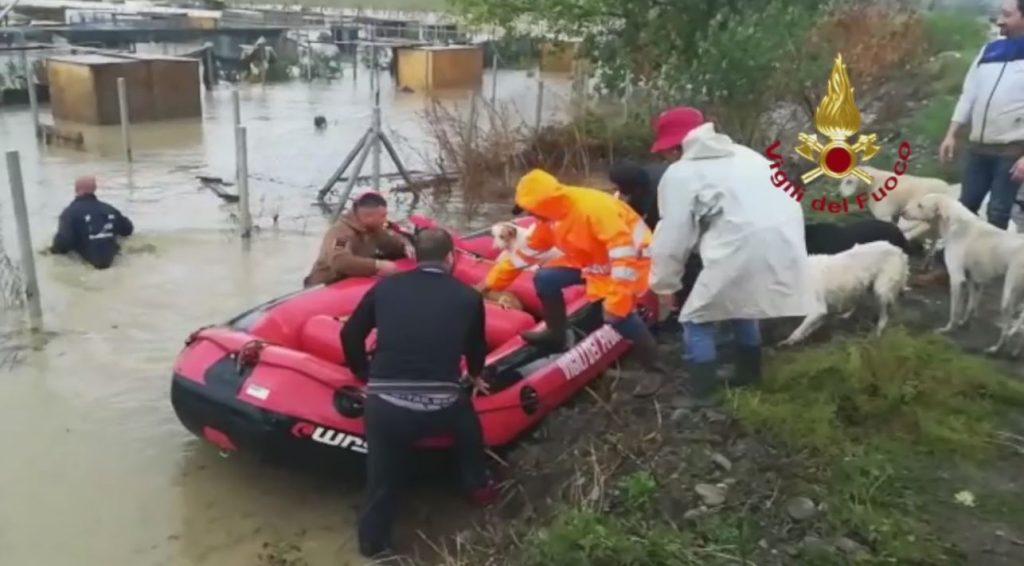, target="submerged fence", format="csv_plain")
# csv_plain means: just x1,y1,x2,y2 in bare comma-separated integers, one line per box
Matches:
0,204,27,311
